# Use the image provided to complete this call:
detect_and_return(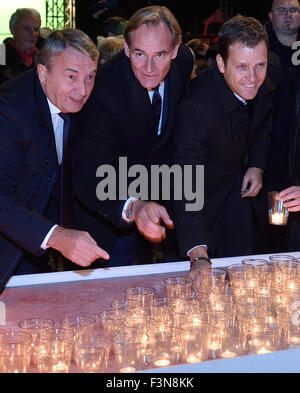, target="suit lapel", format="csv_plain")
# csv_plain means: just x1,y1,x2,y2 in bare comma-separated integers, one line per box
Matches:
34,71,59,166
